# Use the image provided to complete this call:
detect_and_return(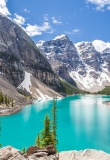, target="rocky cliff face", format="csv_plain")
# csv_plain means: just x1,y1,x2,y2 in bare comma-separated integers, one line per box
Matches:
0,14,63,93
37,35,79,86
0,71,62,116
37,35,110,92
